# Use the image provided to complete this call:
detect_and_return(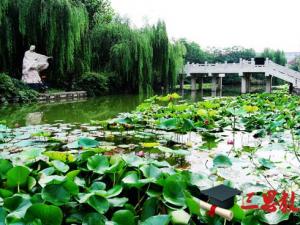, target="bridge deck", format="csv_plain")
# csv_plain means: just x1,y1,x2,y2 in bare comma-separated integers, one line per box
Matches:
184,59,300,88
